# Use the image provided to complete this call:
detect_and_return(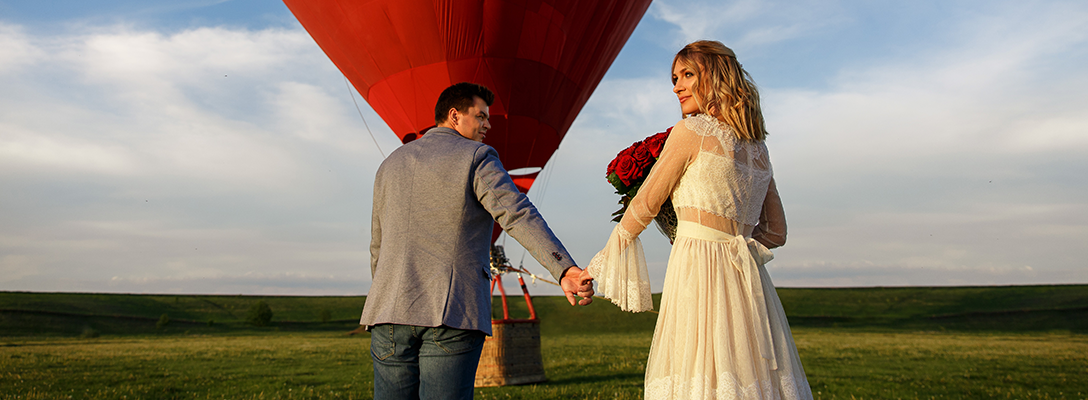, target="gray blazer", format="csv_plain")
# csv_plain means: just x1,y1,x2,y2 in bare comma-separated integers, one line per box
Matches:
359,127,575,335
